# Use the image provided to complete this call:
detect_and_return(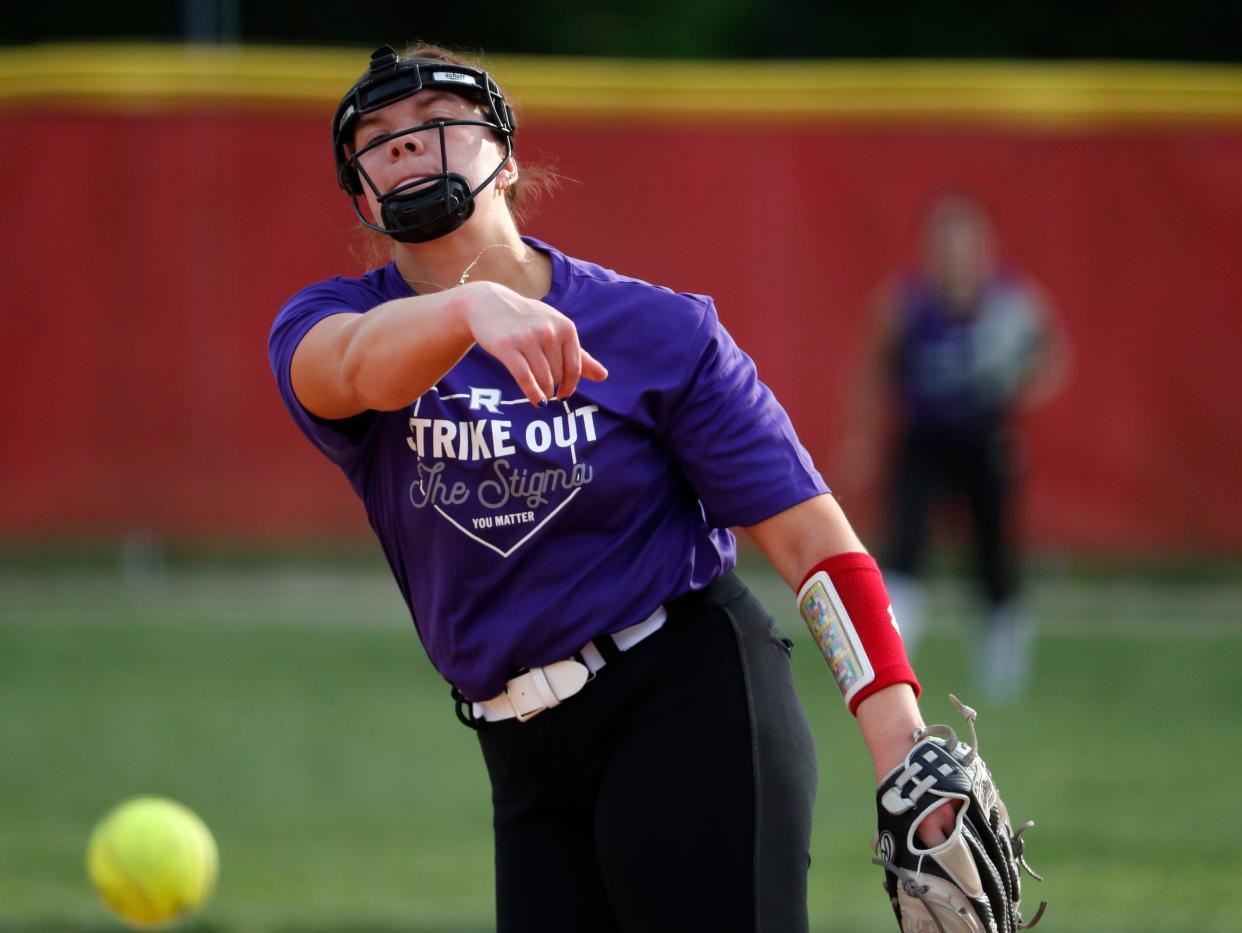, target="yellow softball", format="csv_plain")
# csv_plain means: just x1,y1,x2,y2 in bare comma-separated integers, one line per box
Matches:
86,796,218,928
